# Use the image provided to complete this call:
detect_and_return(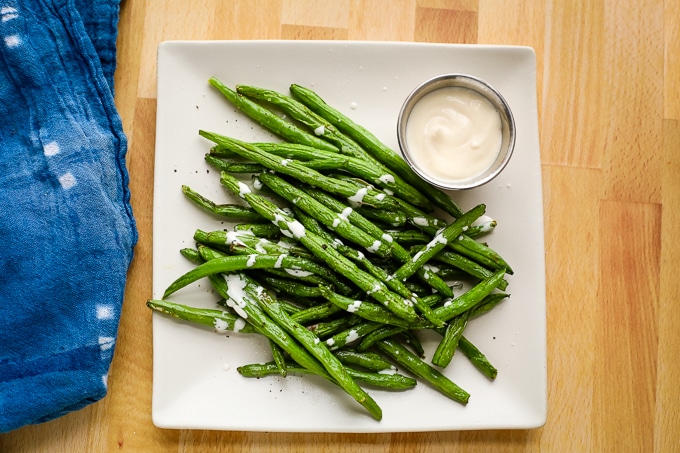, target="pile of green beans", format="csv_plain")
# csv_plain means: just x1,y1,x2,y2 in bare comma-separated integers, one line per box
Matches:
147,78,513,421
